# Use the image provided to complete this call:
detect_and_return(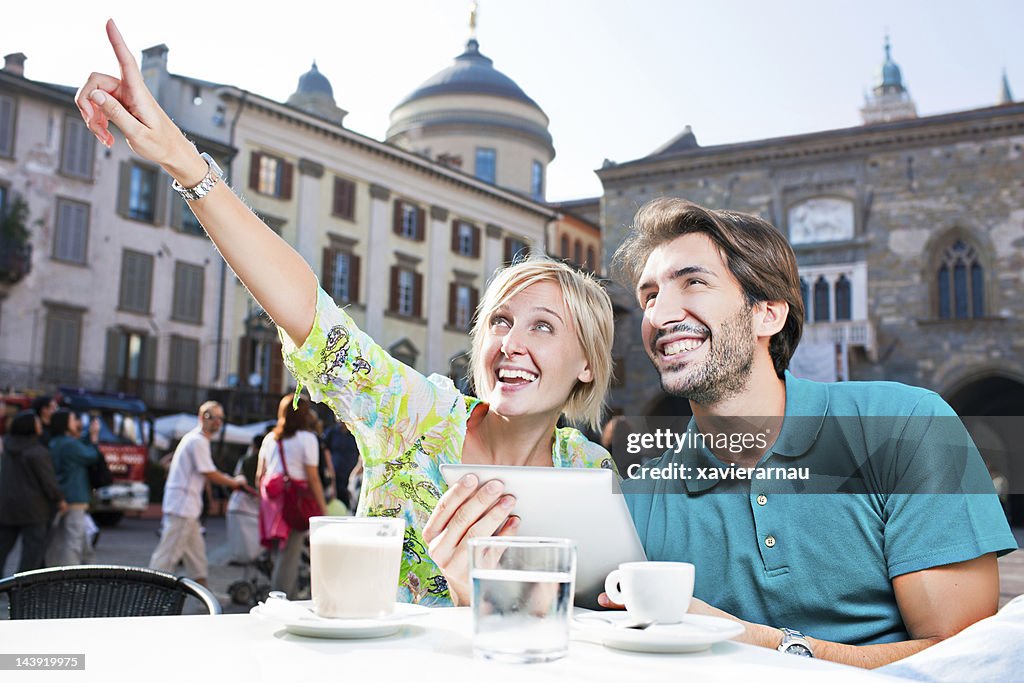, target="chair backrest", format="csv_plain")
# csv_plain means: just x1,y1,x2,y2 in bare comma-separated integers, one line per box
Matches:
0,565,222,619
